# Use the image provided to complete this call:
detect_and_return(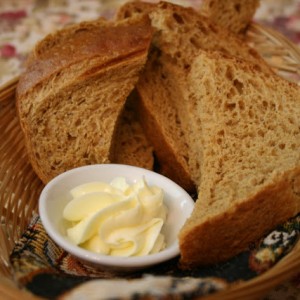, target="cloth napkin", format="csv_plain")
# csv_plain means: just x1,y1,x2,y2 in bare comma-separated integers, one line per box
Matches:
10,213,300,299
